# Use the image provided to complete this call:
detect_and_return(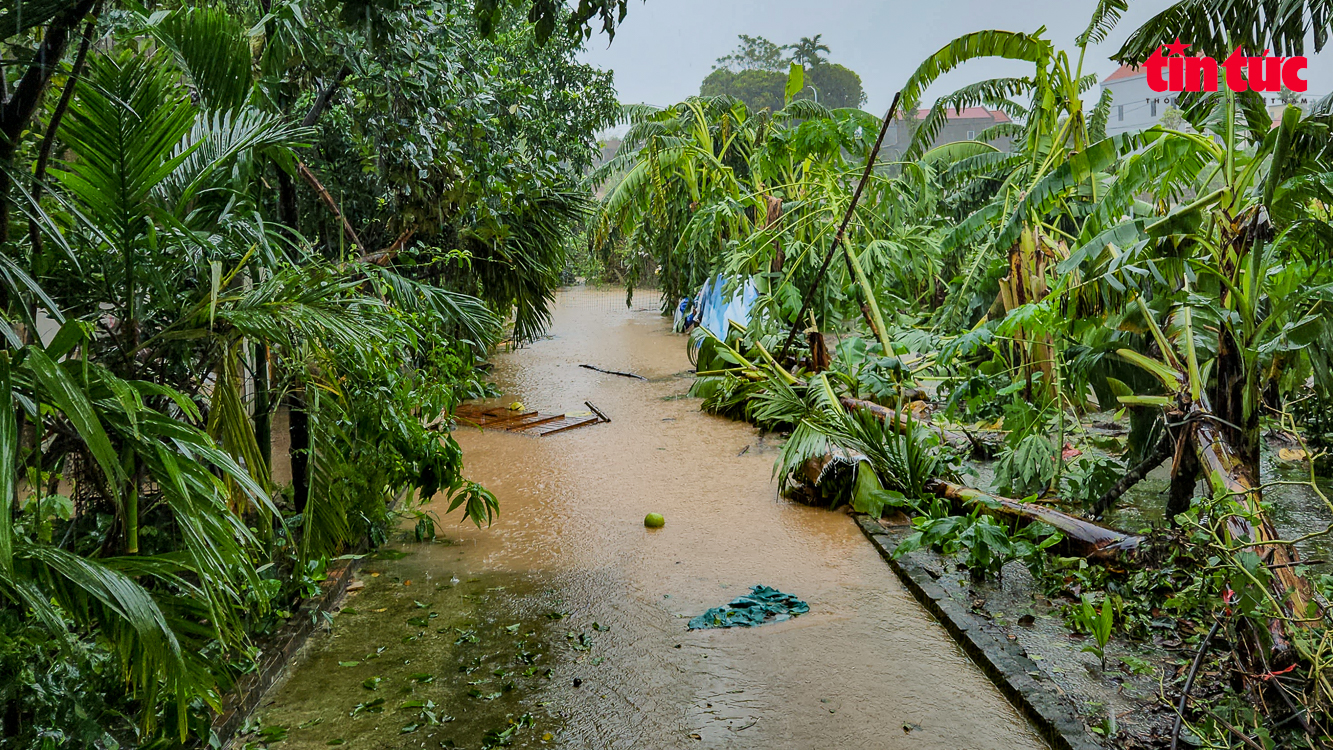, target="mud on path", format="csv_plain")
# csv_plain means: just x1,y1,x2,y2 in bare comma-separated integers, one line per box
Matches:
256,287,1048,749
